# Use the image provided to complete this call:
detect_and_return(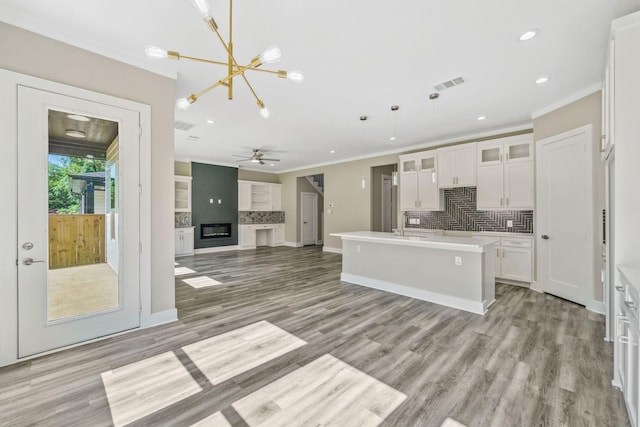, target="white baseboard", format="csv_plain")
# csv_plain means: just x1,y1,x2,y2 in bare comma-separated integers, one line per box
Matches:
587,299,605,314
529,281,543,293
340,273,486,315
323,246,342,254
142,308,178,328
317,240,324,245
194,245,239,254
284,241,303,247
